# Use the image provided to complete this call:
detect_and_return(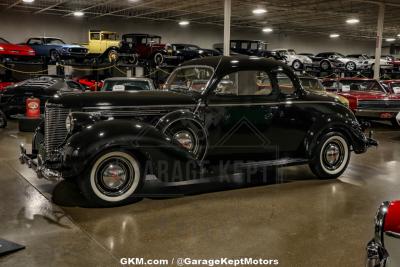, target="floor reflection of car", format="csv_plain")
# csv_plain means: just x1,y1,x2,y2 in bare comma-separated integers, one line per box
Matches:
20,56,376,206
322,78,400,128
100,77,155,92
298,76,349,108
366,200,400,267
